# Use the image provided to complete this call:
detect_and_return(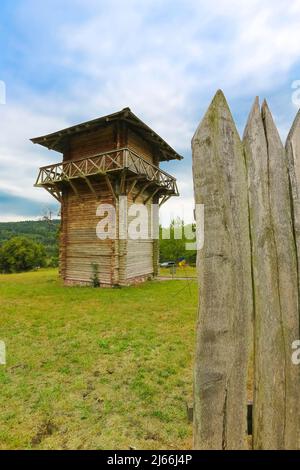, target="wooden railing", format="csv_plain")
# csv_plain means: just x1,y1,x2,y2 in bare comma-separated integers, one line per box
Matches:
35,148,179,195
